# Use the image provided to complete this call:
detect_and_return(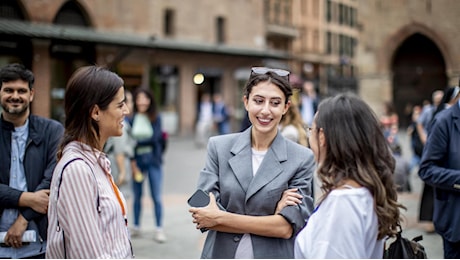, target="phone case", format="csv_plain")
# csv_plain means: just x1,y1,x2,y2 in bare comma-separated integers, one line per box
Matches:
187,189,210,207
